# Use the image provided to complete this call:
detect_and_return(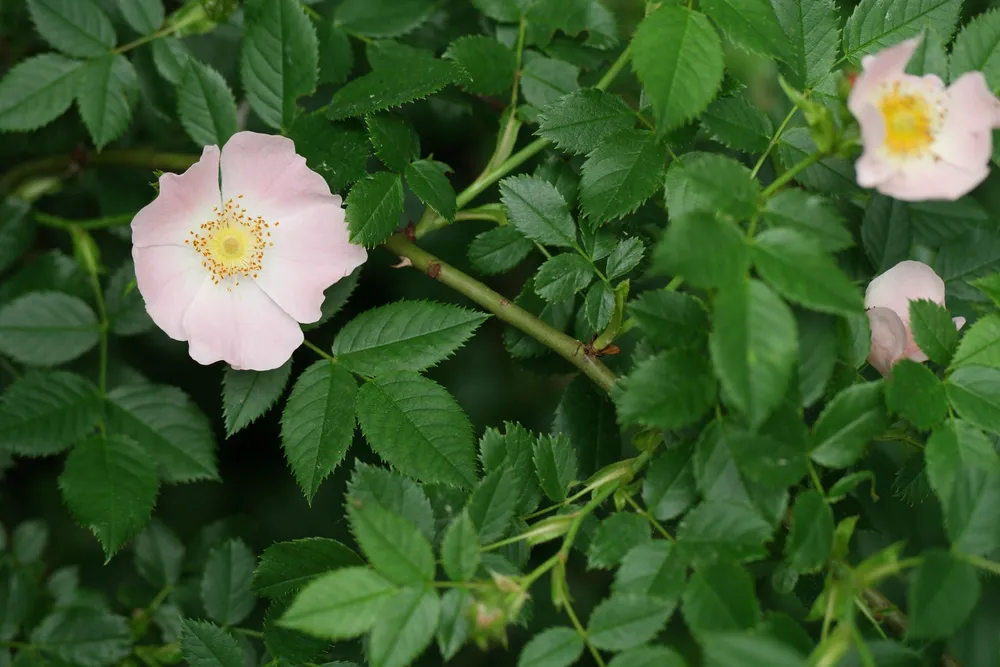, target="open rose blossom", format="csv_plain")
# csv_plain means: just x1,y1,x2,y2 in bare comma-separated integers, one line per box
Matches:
131,132,367,371
848,37,1000,201
865,260,965,376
